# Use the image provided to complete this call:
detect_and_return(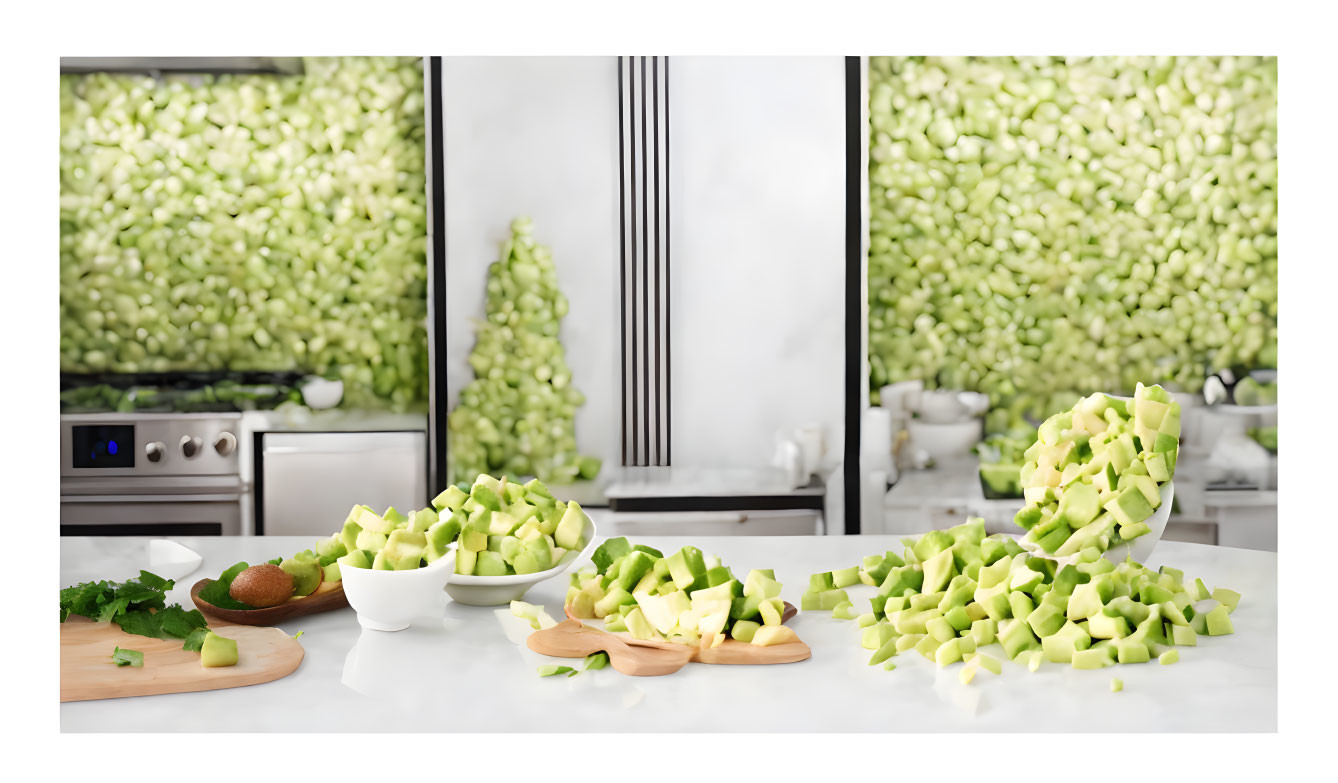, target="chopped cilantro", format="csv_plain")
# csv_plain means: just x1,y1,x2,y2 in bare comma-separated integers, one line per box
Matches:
61,570,209,652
